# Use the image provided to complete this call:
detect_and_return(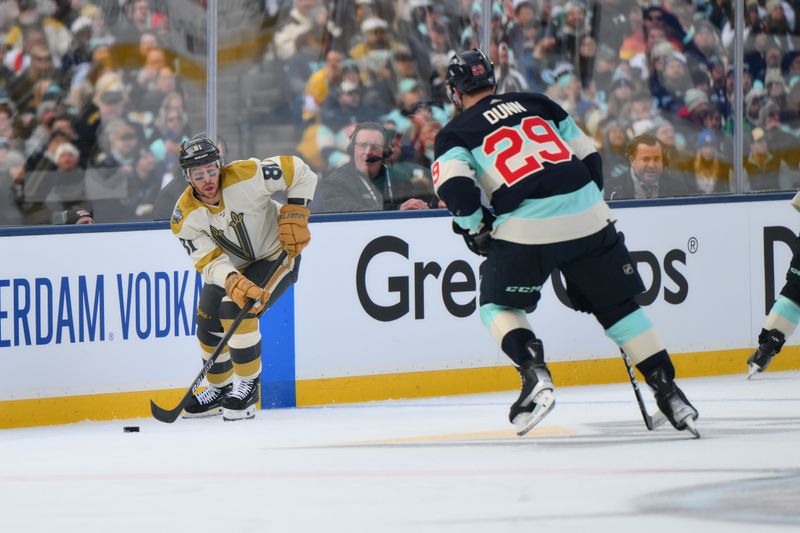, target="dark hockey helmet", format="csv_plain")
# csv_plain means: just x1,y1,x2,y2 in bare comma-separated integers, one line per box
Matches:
179,134,220,178
446,49,495,104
